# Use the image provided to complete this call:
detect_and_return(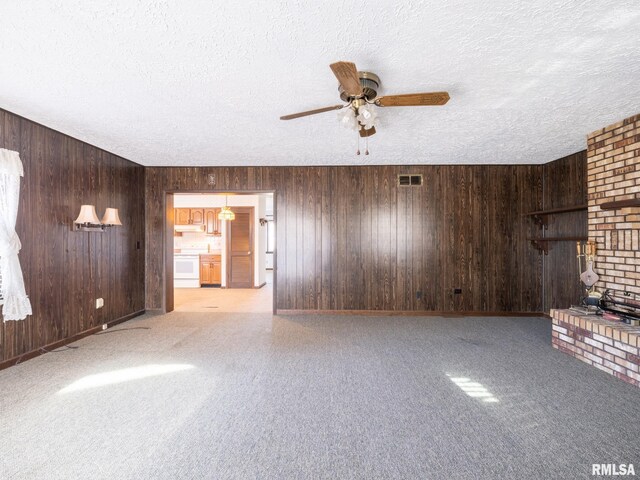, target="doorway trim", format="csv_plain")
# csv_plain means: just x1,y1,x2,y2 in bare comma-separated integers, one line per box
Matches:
164,190,277,314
